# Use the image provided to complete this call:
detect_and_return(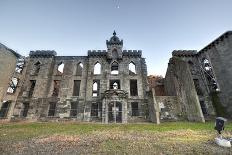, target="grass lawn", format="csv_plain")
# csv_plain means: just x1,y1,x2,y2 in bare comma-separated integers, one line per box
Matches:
0,121,232,154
